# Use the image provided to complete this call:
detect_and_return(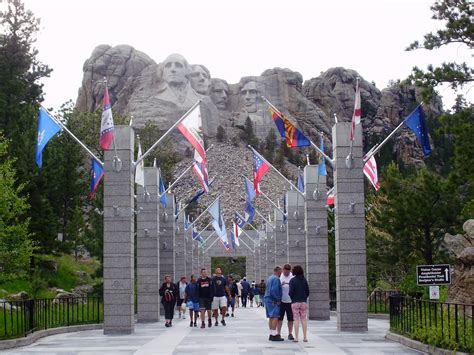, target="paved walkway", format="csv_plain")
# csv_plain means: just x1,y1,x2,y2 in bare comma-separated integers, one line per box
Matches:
1,307,424,354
